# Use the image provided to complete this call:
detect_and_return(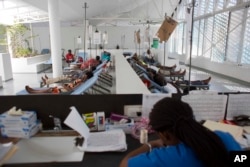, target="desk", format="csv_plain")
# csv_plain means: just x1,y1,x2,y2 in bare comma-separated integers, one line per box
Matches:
3,134,157,167
115,54,150,94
